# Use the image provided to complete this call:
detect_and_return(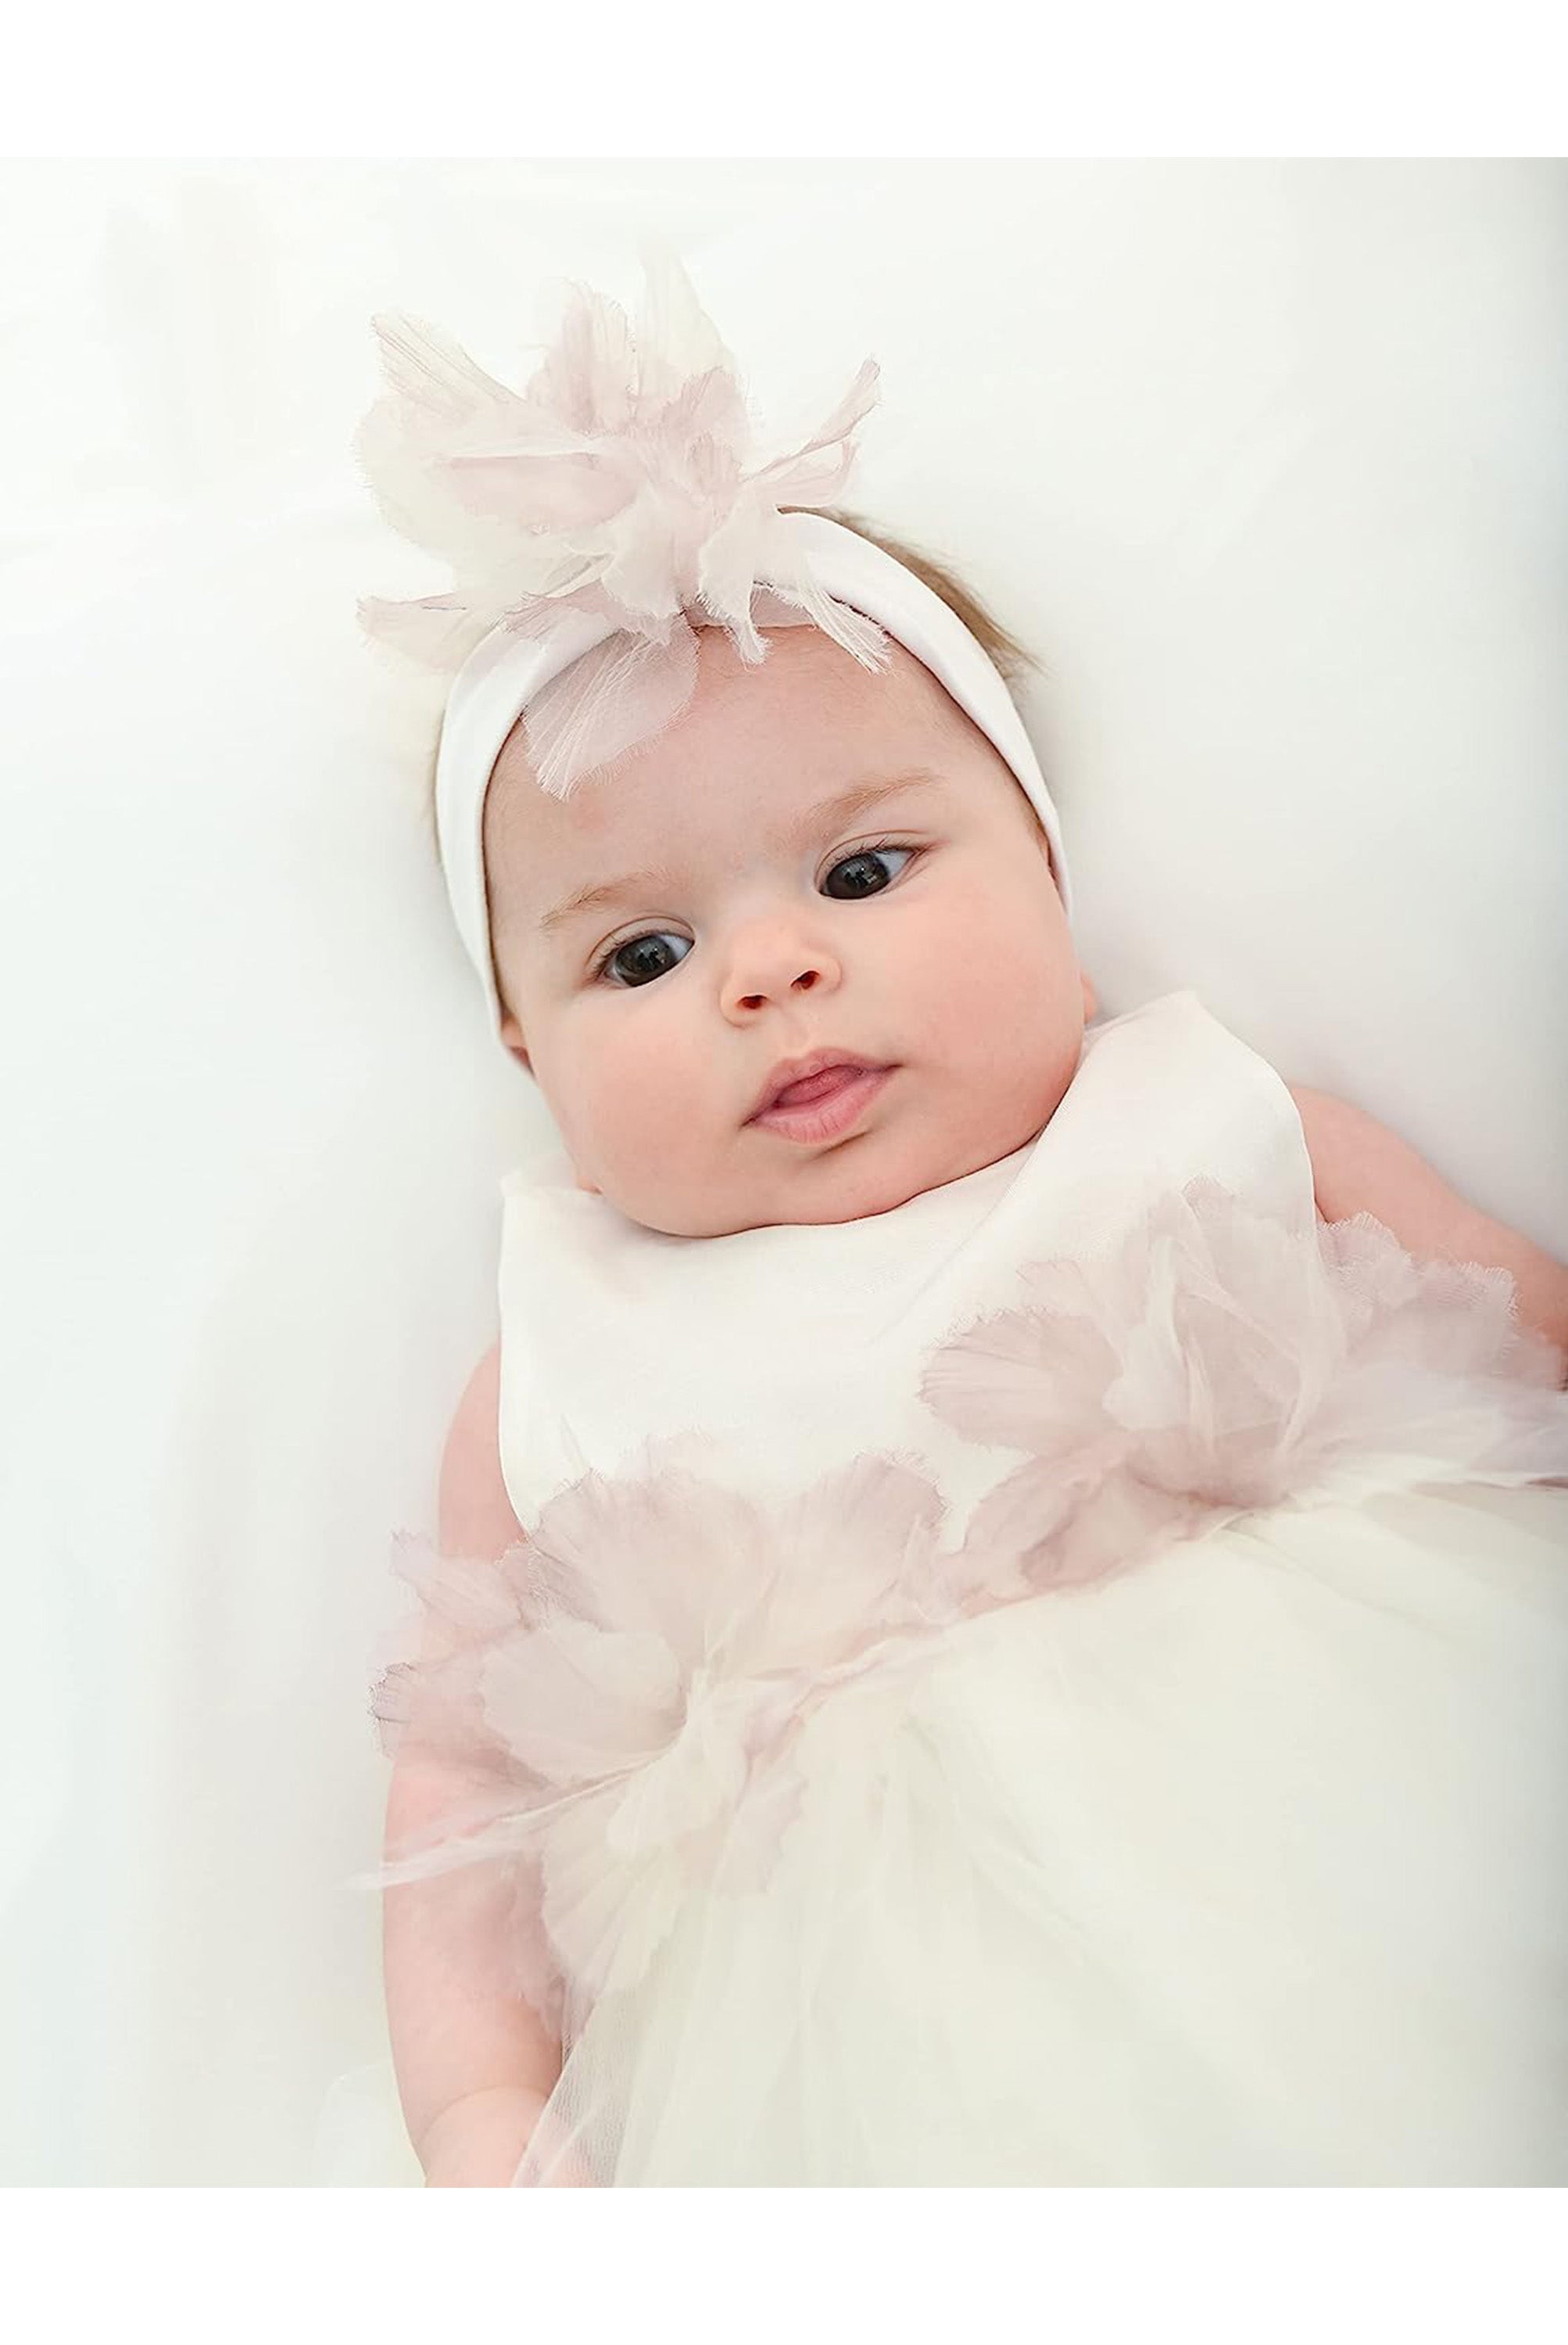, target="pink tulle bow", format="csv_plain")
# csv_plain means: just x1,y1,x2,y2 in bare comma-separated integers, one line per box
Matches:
353,252,893,796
